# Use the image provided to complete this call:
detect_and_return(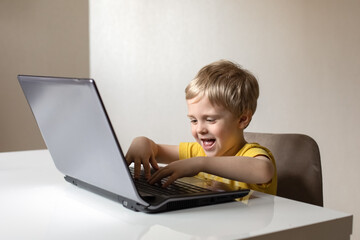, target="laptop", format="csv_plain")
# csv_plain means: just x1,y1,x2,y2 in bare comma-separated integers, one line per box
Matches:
17,75,250,213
